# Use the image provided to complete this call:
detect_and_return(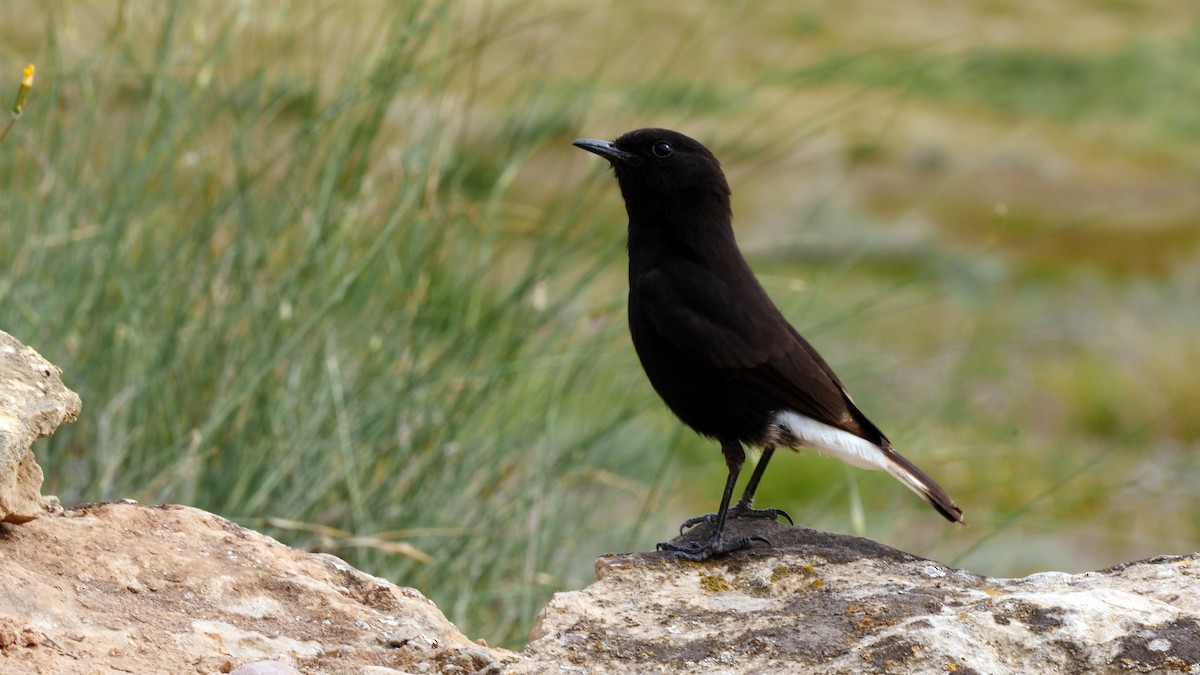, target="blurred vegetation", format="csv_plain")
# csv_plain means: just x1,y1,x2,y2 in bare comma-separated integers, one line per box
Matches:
2,1,1199,648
